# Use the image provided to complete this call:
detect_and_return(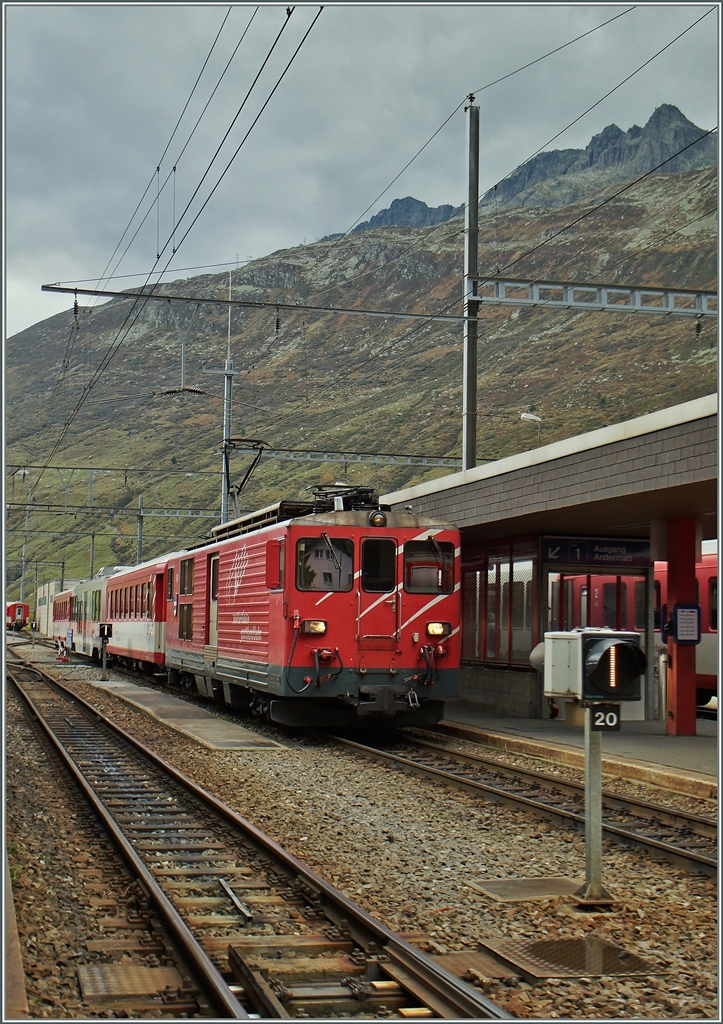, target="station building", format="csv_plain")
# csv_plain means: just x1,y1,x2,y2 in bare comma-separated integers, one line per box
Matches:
383,394,717,737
